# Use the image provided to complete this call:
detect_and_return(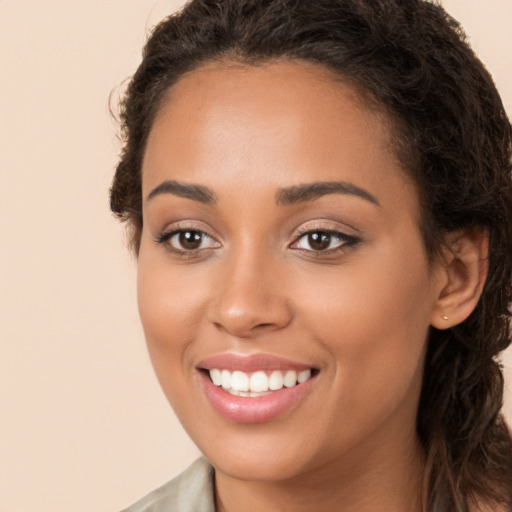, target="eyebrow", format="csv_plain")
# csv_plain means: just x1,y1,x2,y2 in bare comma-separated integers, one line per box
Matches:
146,180,217,204
276,181,380,207
146,179,379,207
